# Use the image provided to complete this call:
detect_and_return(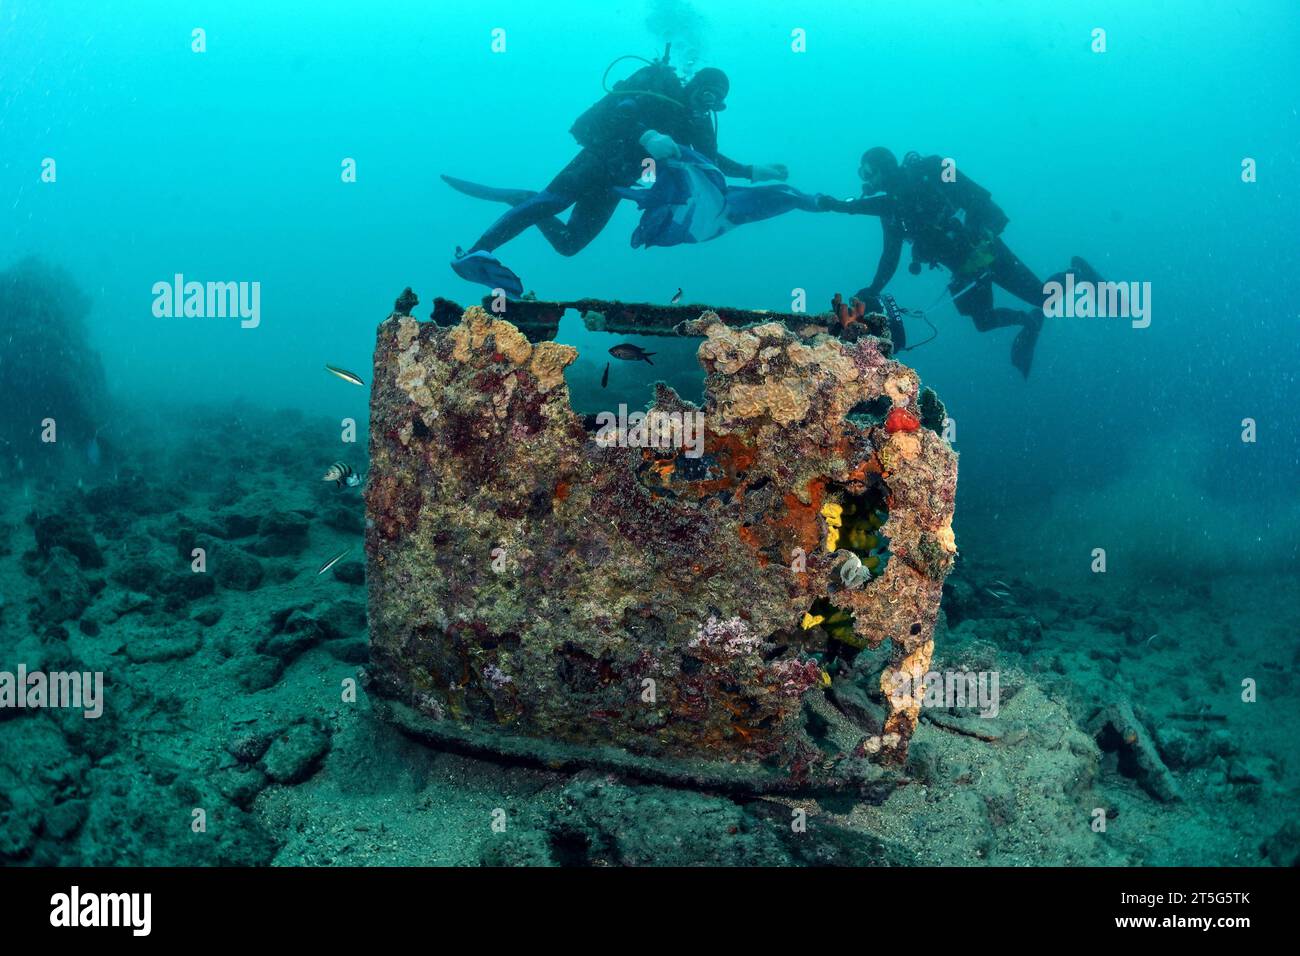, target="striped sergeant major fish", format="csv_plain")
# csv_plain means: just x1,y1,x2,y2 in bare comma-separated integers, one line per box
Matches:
323,461,362,488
